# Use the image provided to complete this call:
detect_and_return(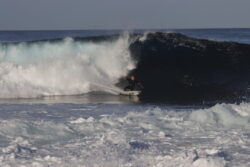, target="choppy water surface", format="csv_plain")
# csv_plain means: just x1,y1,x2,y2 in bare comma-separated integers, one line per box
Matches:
0,97,249,167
